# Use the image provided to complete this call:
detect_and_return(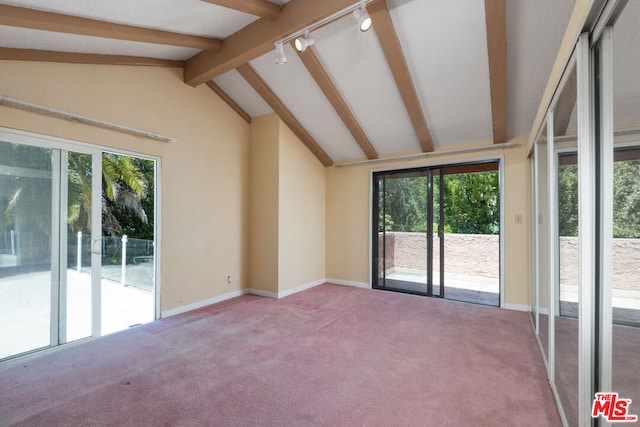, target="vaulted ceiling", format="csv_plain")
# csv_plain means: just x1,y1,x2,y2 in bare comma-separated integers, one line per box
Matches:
0,0,576,166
